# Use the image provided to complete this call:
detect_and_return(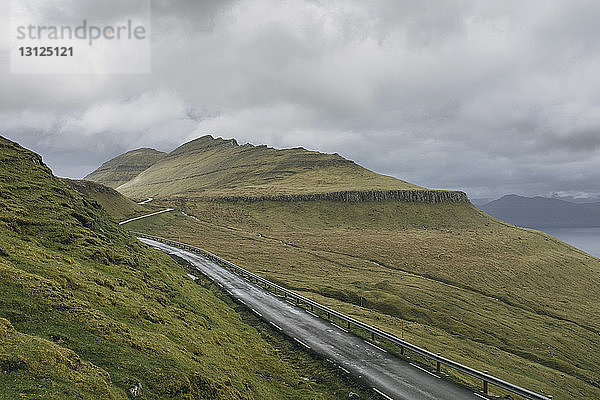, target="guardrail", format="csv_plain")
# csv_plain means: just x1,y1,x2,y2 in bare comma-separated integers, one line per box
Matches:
134,232,552,400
